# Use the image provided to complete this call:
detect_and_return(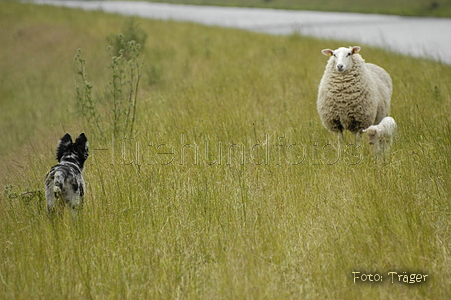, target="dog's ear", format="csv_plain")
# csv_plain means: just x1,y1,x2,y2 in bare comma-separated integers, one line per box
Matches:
75,133,87,145
56,133,73,161
75,133,89,159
